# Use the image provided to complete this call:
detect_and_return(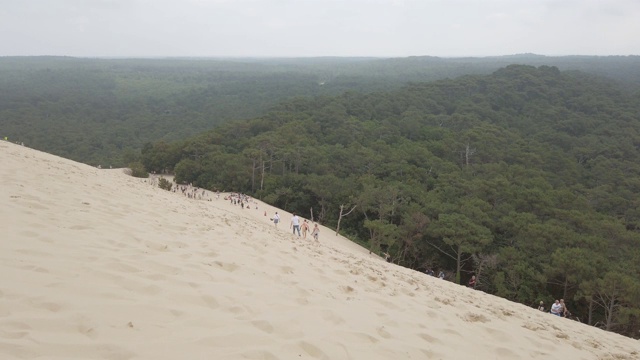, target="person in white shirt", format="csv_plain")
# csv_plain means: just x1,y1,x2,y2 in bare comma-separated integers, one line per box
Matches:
273,212,280,228
550,300,562,316
290,214,301,236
